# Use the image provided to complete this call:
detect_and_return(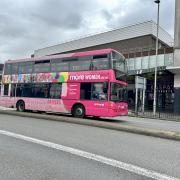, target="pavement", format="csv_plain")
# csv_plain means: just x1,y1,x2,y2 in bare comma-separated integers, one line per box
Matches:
114,116,180,132
0,107,180,141
1,106,180,133
0,114,180,180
